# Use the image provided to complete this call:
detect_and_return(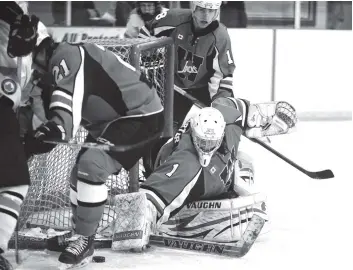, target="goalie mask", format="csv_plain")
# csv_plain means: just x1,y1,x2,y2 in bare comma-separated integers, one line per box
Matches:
190,107,226,167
